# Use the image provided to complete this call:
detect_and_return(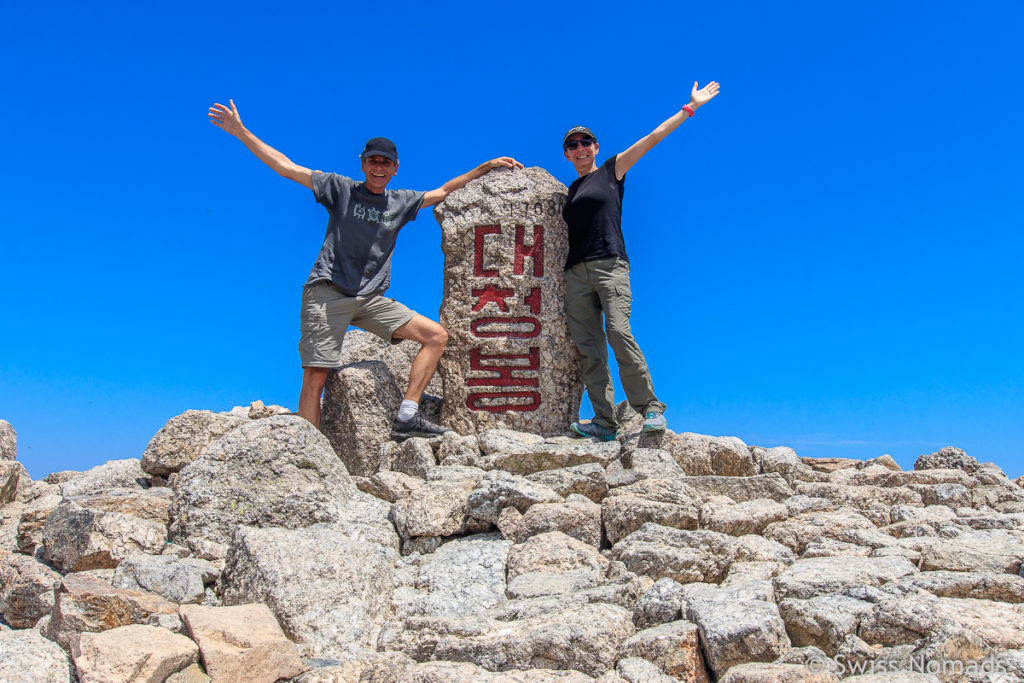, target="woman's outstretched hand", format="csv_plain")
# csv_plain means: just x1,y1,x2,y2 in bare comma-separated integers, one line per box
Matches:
689,81,721,109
